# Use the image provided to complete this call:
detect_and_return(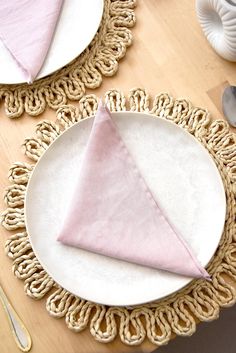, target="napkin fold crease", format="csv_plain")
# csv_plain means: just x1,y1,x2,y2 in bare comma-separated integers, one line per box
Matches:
58,103,210,280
